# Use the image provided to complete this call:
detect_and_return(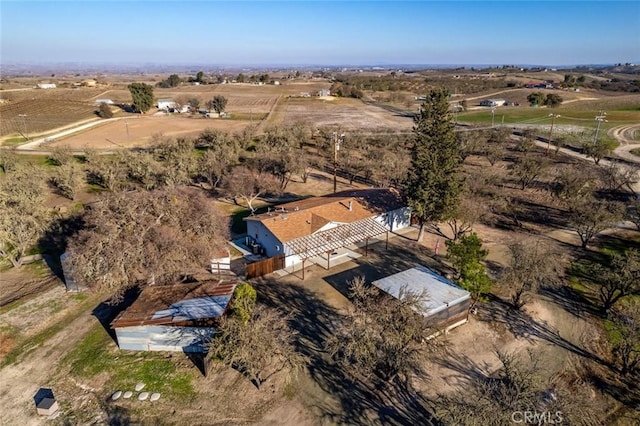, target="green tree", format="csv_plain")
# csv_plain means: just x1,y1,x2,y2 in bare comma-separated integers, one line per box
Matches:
527,92,545,106
206,95,228,114
446,233,491,307
127,82,154,113
166,74,181,87
196,71,204,82
583,138,616,165
544,93,563,107
402,88,463,241
229,282,257,325
97,102,113,119
446,233,488,274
